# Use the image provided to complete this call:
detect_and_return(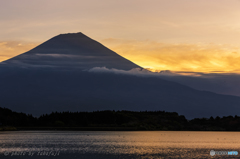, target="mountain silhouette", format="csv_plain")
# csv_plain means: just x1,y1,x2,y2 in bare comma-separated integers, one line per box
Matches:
0,33,240,119
3,32,140,70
